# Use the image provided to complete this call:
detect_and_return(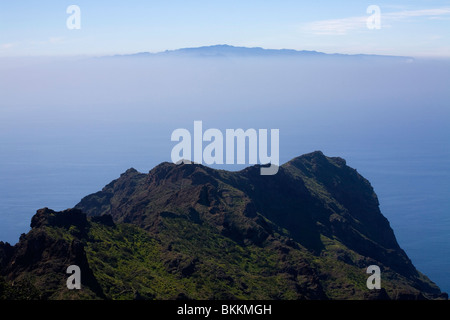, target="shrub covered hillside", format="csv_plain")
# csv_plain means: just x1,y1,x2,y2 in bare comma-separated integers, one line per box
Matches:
0,151,446,300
